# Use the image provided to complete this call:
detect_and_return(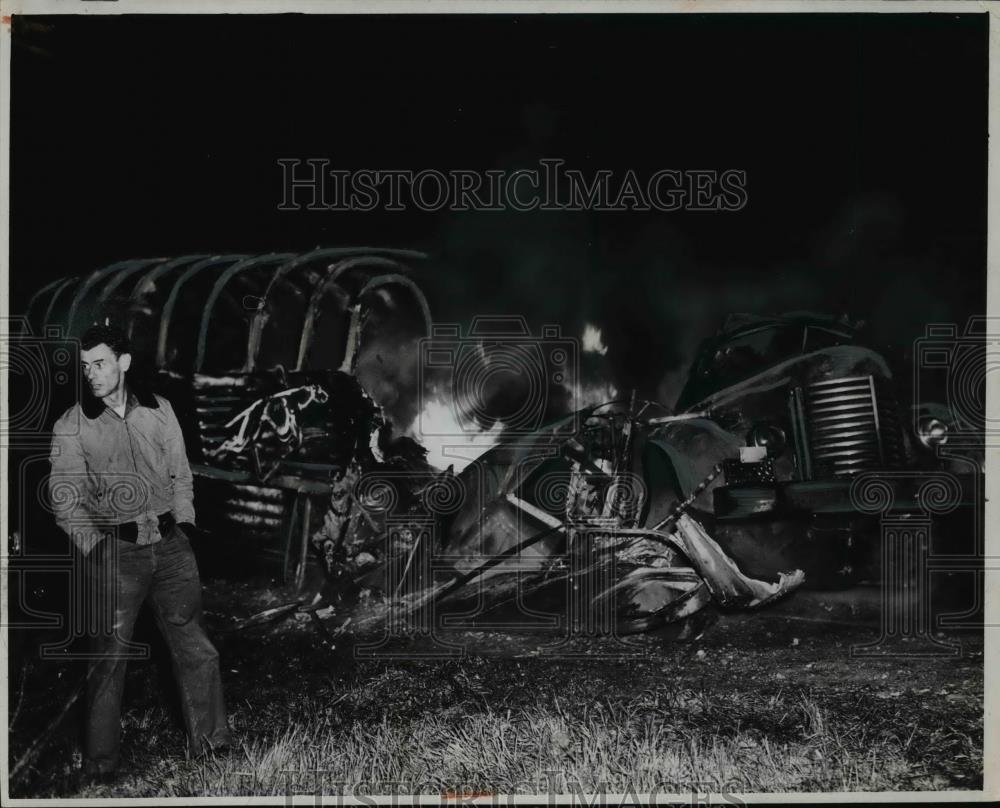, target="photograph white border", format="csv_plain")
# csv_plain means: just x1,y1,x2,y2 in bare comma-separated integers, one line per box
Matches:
0,1,995,804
